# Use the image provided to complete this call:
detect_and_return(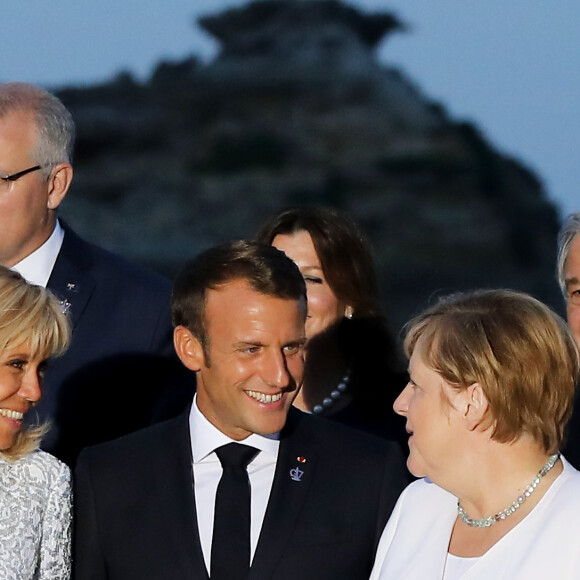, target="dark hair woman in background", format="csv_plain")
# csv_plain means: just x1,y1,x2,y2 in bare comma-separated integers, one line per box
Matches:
257,206,407,447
